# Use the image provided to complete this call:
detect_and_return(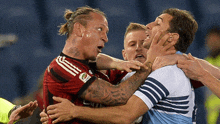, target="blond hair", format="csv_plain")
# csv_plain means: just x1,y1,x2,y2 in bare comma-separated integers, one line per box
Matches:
59,6,106,38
